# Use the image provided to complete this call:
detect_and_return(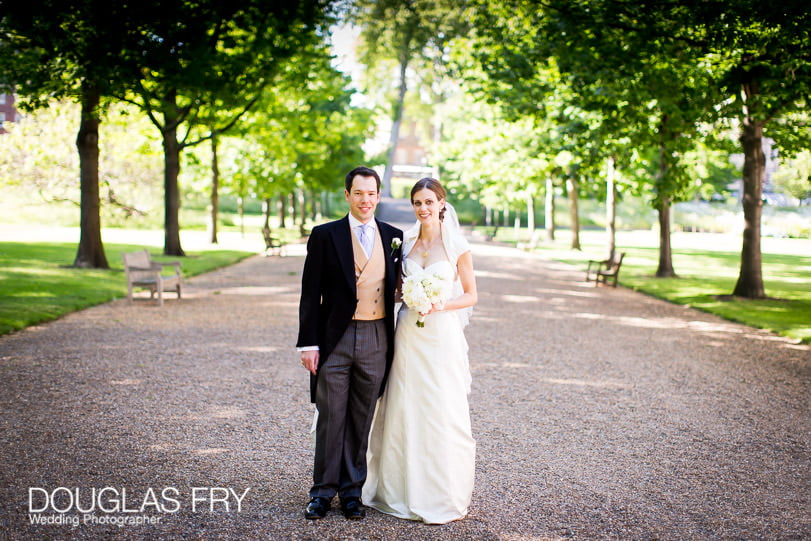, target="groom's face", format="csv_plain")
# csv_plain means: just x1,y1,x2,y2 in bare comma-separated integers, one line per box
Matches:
345,175,380,223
